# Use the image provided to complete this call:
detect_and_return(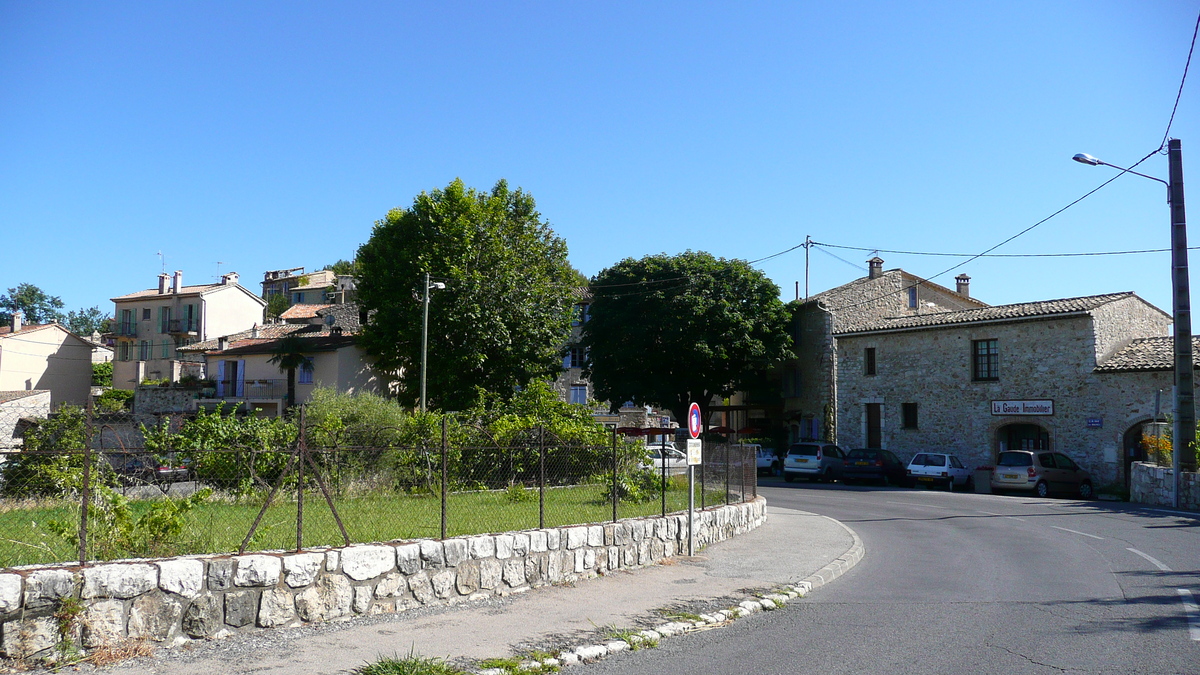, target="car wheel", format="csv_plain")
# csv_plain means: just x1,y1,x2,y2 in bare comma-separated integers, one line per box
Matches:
946,478,955,492
1035,480,1049,498
1078,481,1094,500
